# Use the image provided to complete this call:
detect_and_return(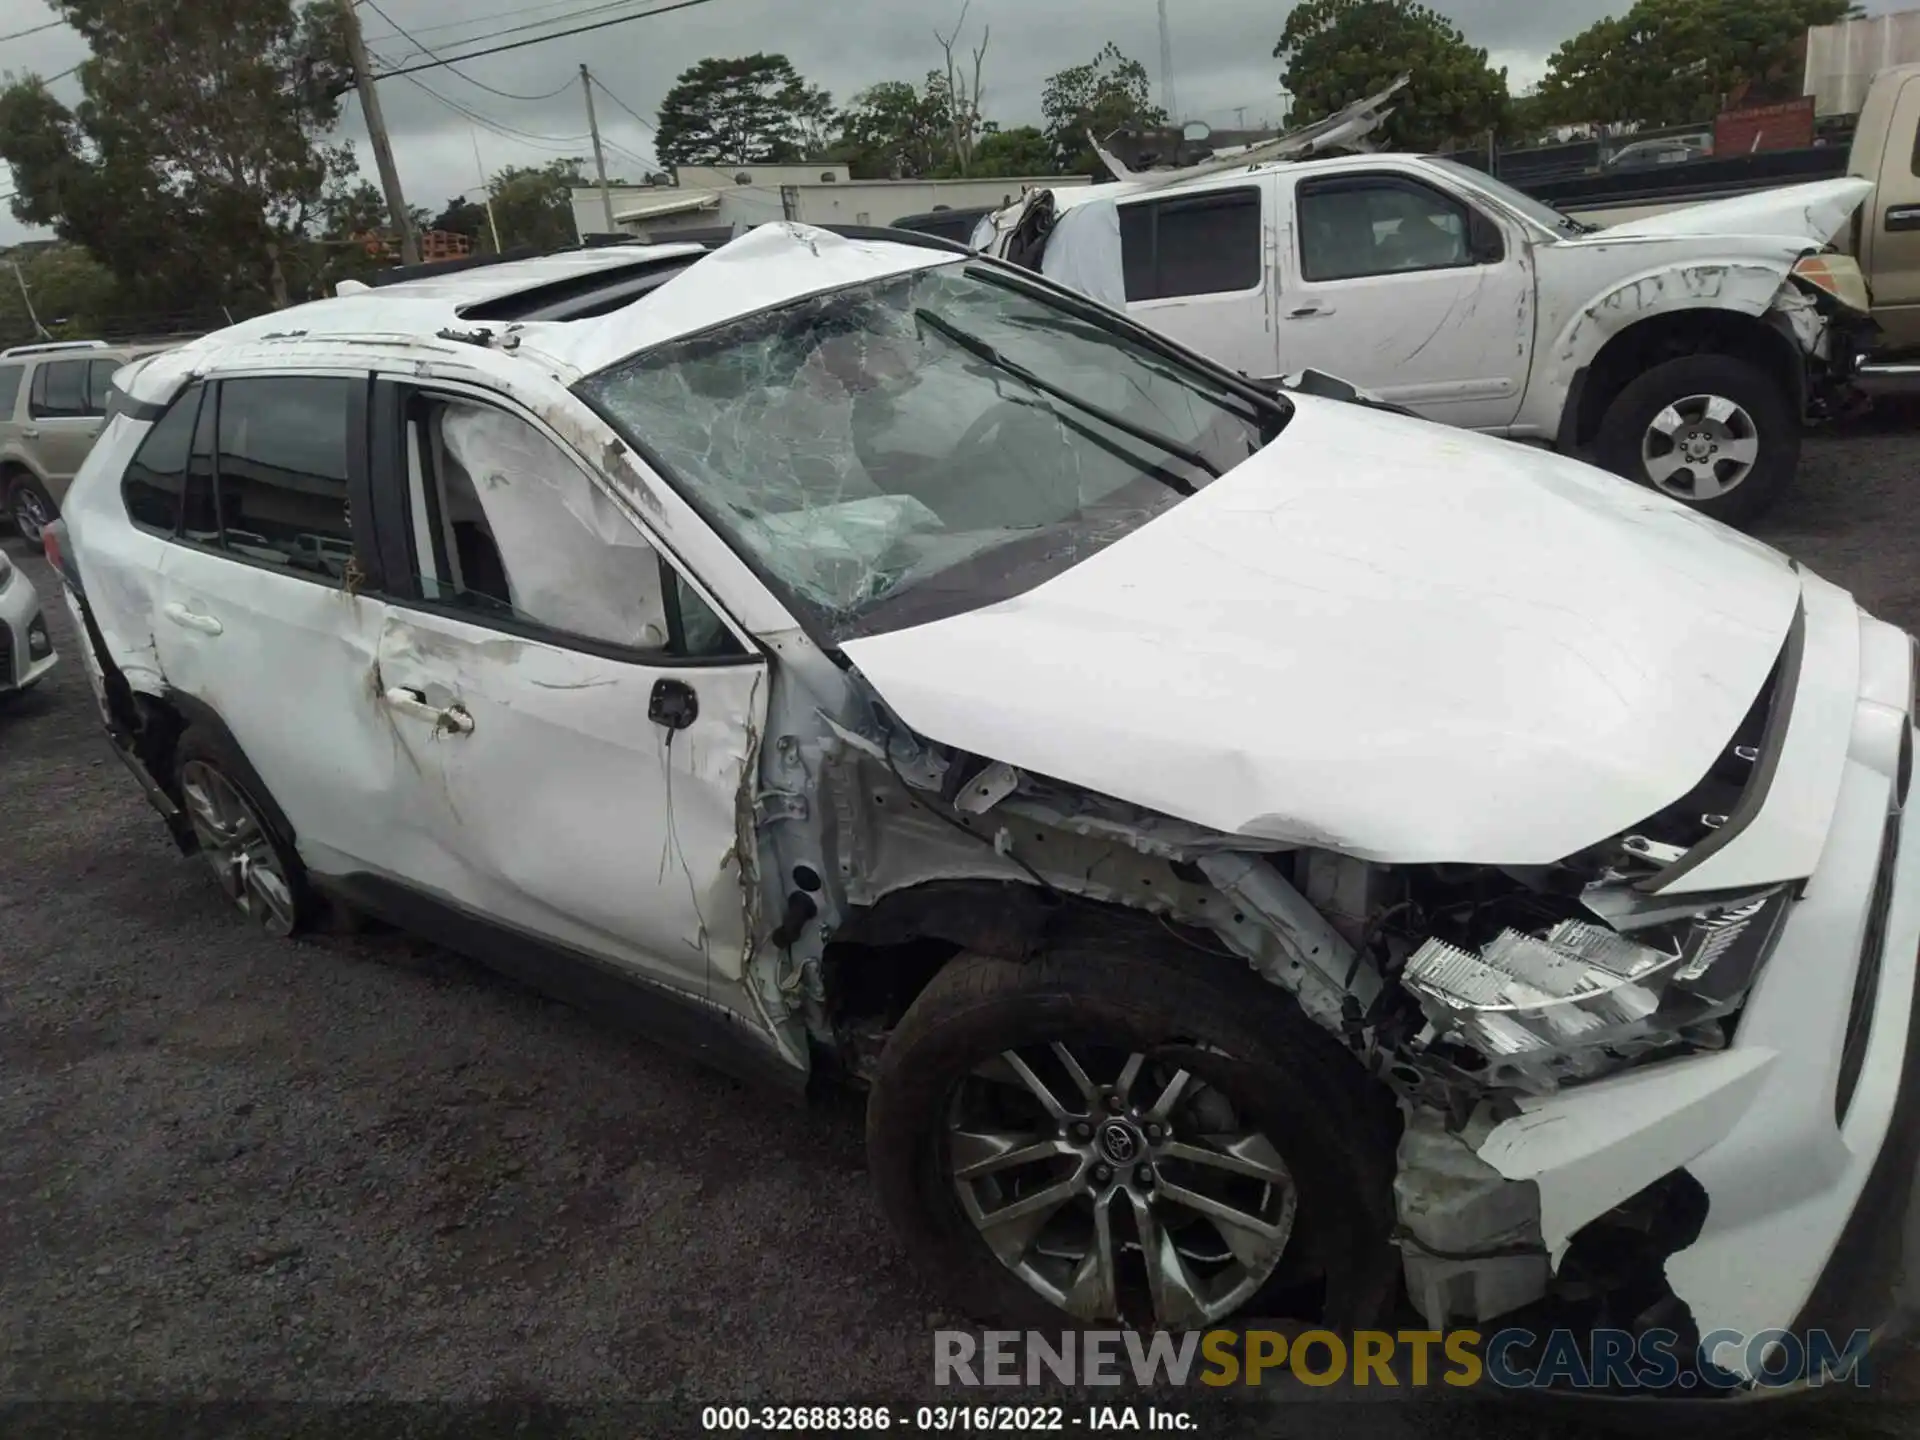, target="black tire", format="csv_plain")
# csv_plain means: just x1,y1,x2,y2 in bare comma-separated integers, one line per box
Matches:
5,473,56,544
1593,352,1798,530
172,724,314,937
865,930,1400,1332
